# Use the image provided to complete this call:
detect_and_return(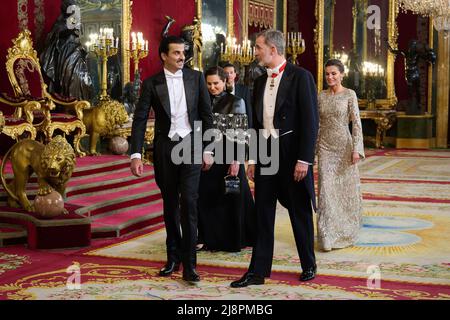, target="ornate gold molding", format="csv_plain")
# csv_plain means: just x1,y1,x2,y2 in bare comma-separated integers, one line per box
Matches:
122,0,132,86
436,31,449,148
314,0,324,90
243,0,249,39
17,0,28,31
227,0,234,37
2,123,37,141
427,17,434,114
315,0,398,109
